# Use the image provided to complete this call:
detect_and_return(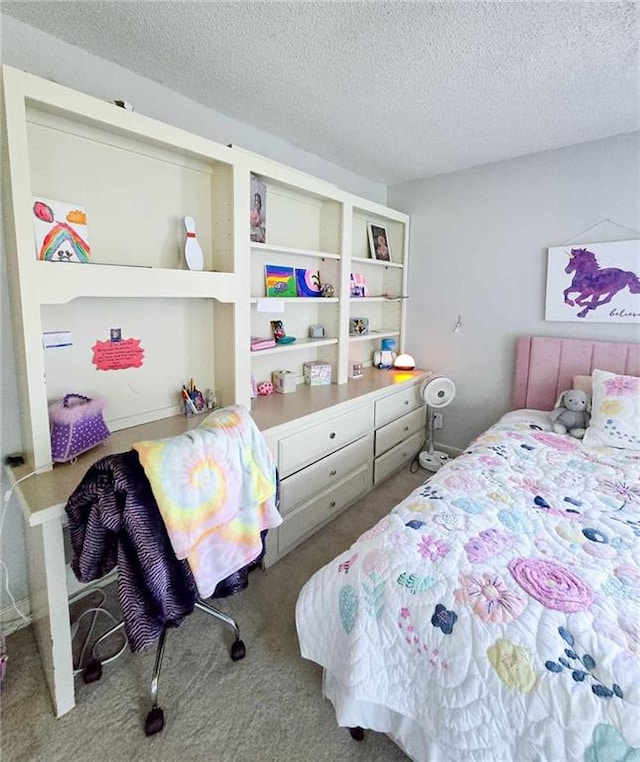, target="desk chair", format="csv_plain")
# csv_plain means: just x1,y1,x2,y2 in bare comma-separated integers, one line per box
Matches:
68,445,277,737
